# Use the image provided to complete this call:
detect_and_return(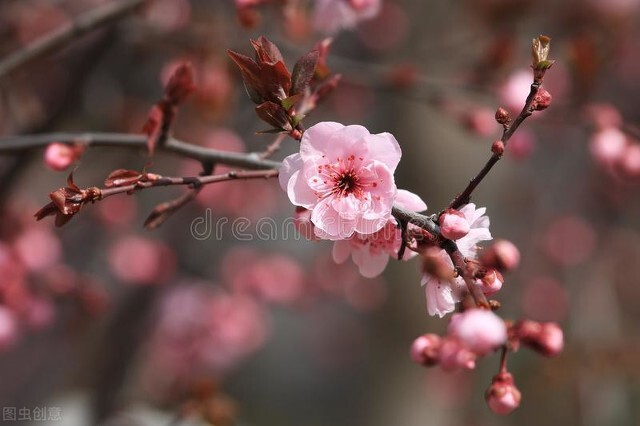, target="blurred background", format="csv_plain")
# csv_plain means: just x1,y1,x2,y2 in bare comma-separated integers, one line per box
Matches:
1,0,640,425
